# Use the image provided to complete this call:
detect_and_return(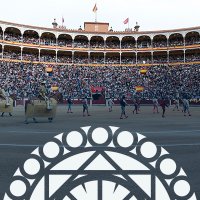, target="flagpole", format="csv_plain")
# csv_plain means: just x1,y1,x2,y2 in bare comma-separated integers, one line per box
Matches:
95,2,97,22
128,18,129,29
95,11,97,22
